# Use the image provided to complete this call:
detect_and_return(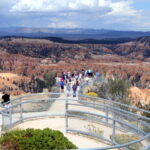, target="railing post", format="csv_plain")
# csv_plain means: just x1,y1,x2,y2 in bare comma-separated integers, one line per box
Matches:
9,107,12,129
105,101,109,123
112,110,116,144
20,103,23,122
112,119,116,144
77,89,80,102
1,111,4,135
19,97,23,122
65,93,68,133
47,93,52,110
